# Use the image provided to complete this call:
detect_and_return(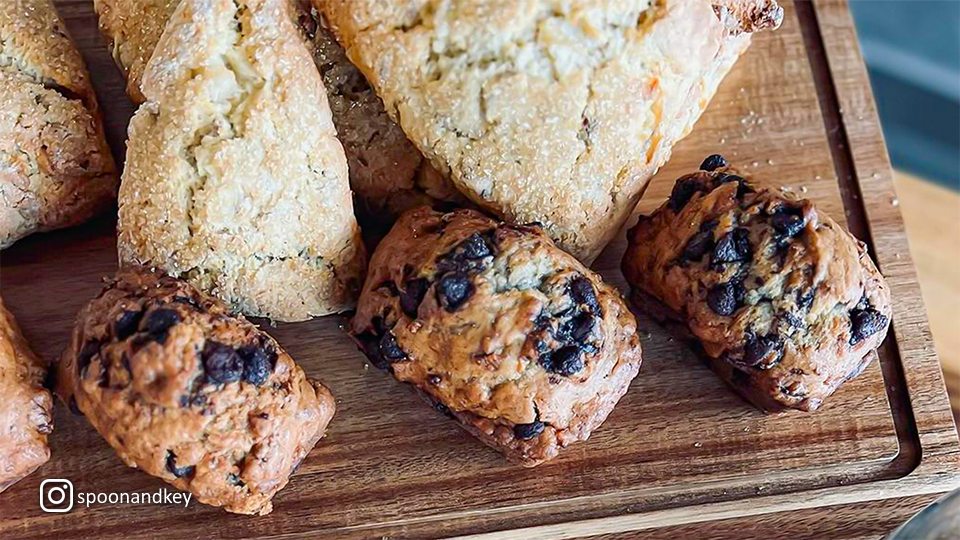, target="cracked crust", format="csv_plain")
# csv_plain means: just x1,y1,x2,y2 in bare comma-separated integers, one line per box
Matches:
351,207,642,465
95,0,465,224
117,0,366,322
0,0,118,249
56,267,336,515
318,0,781,262
0,295,53,492
622,160,891,412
